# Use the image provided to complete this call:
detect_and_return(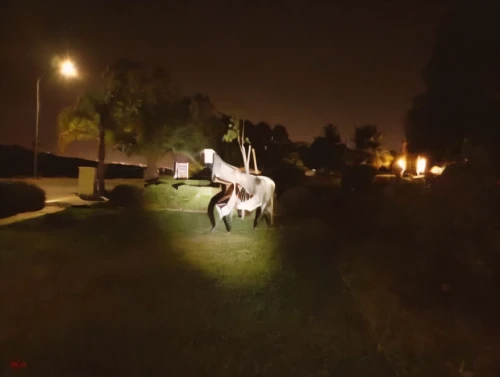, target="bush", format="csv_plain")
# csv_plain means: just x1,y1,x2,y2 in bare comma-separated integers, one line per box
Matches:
278,186,313,217
108,184,145,209
426,161,500,234
0,181,46,218
267,163,305,197
341,165,377,192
